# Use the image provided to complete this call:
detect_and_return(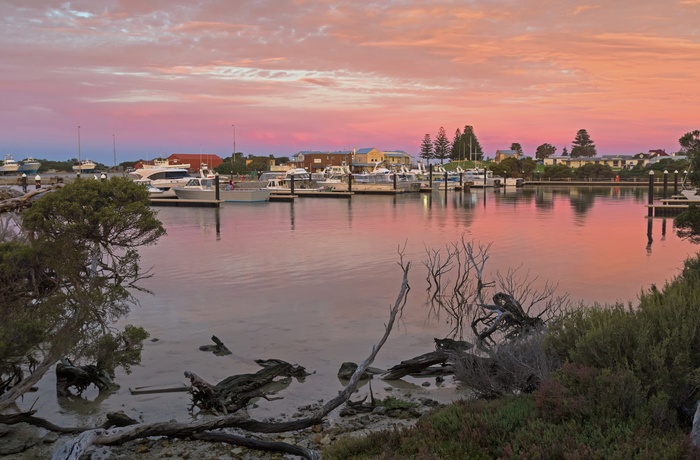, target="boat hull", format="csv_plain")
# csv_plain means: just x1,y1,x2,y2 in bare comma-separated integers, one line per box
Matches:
173,188,270,202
